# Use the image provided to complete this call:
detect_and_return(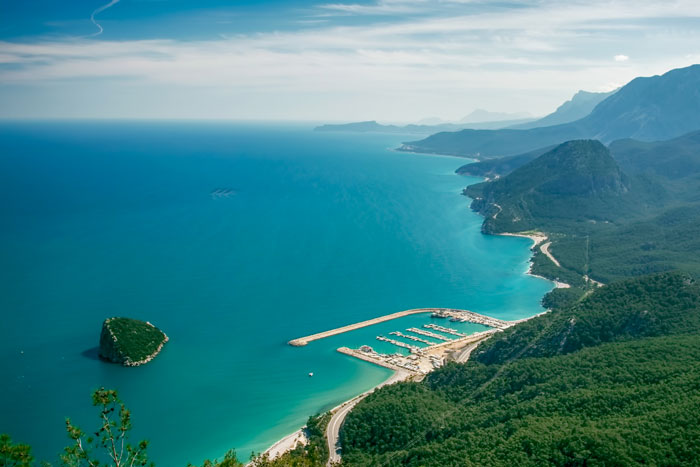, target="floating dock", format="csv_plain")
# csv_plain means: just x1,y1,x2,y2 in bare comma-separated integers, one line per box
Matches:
407,327,452,341
288,308,512,346
390,331,435,346
376,336,420,352
424,324,467,337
